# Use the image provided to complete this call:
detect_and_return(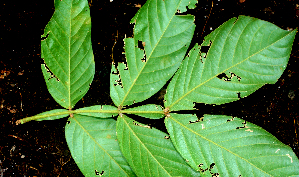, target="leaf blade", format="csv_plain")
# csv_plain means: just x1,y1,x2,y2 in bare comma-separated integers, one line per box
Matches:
165,16,297,111
110,0,196,107
41,0,95,109
65,114,135,177
116,115,201,177
165,114,299,176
